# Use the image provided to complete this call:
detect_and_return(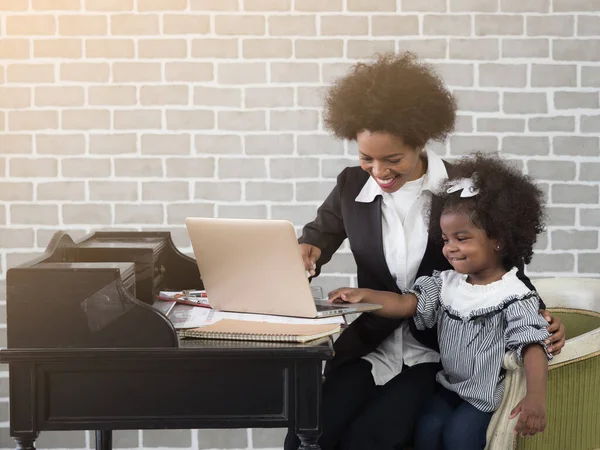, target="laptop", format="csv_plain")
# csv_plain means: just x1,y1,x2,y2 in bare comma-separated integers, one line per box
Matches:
184,217,382,318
